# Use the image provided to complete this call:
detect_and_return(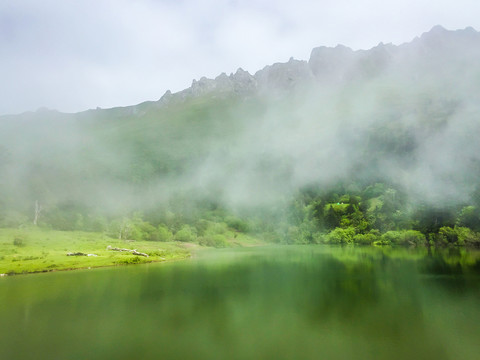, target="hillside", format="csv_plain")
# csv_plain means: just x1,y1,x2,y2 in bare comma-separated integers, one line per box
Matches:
1,26,480,246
